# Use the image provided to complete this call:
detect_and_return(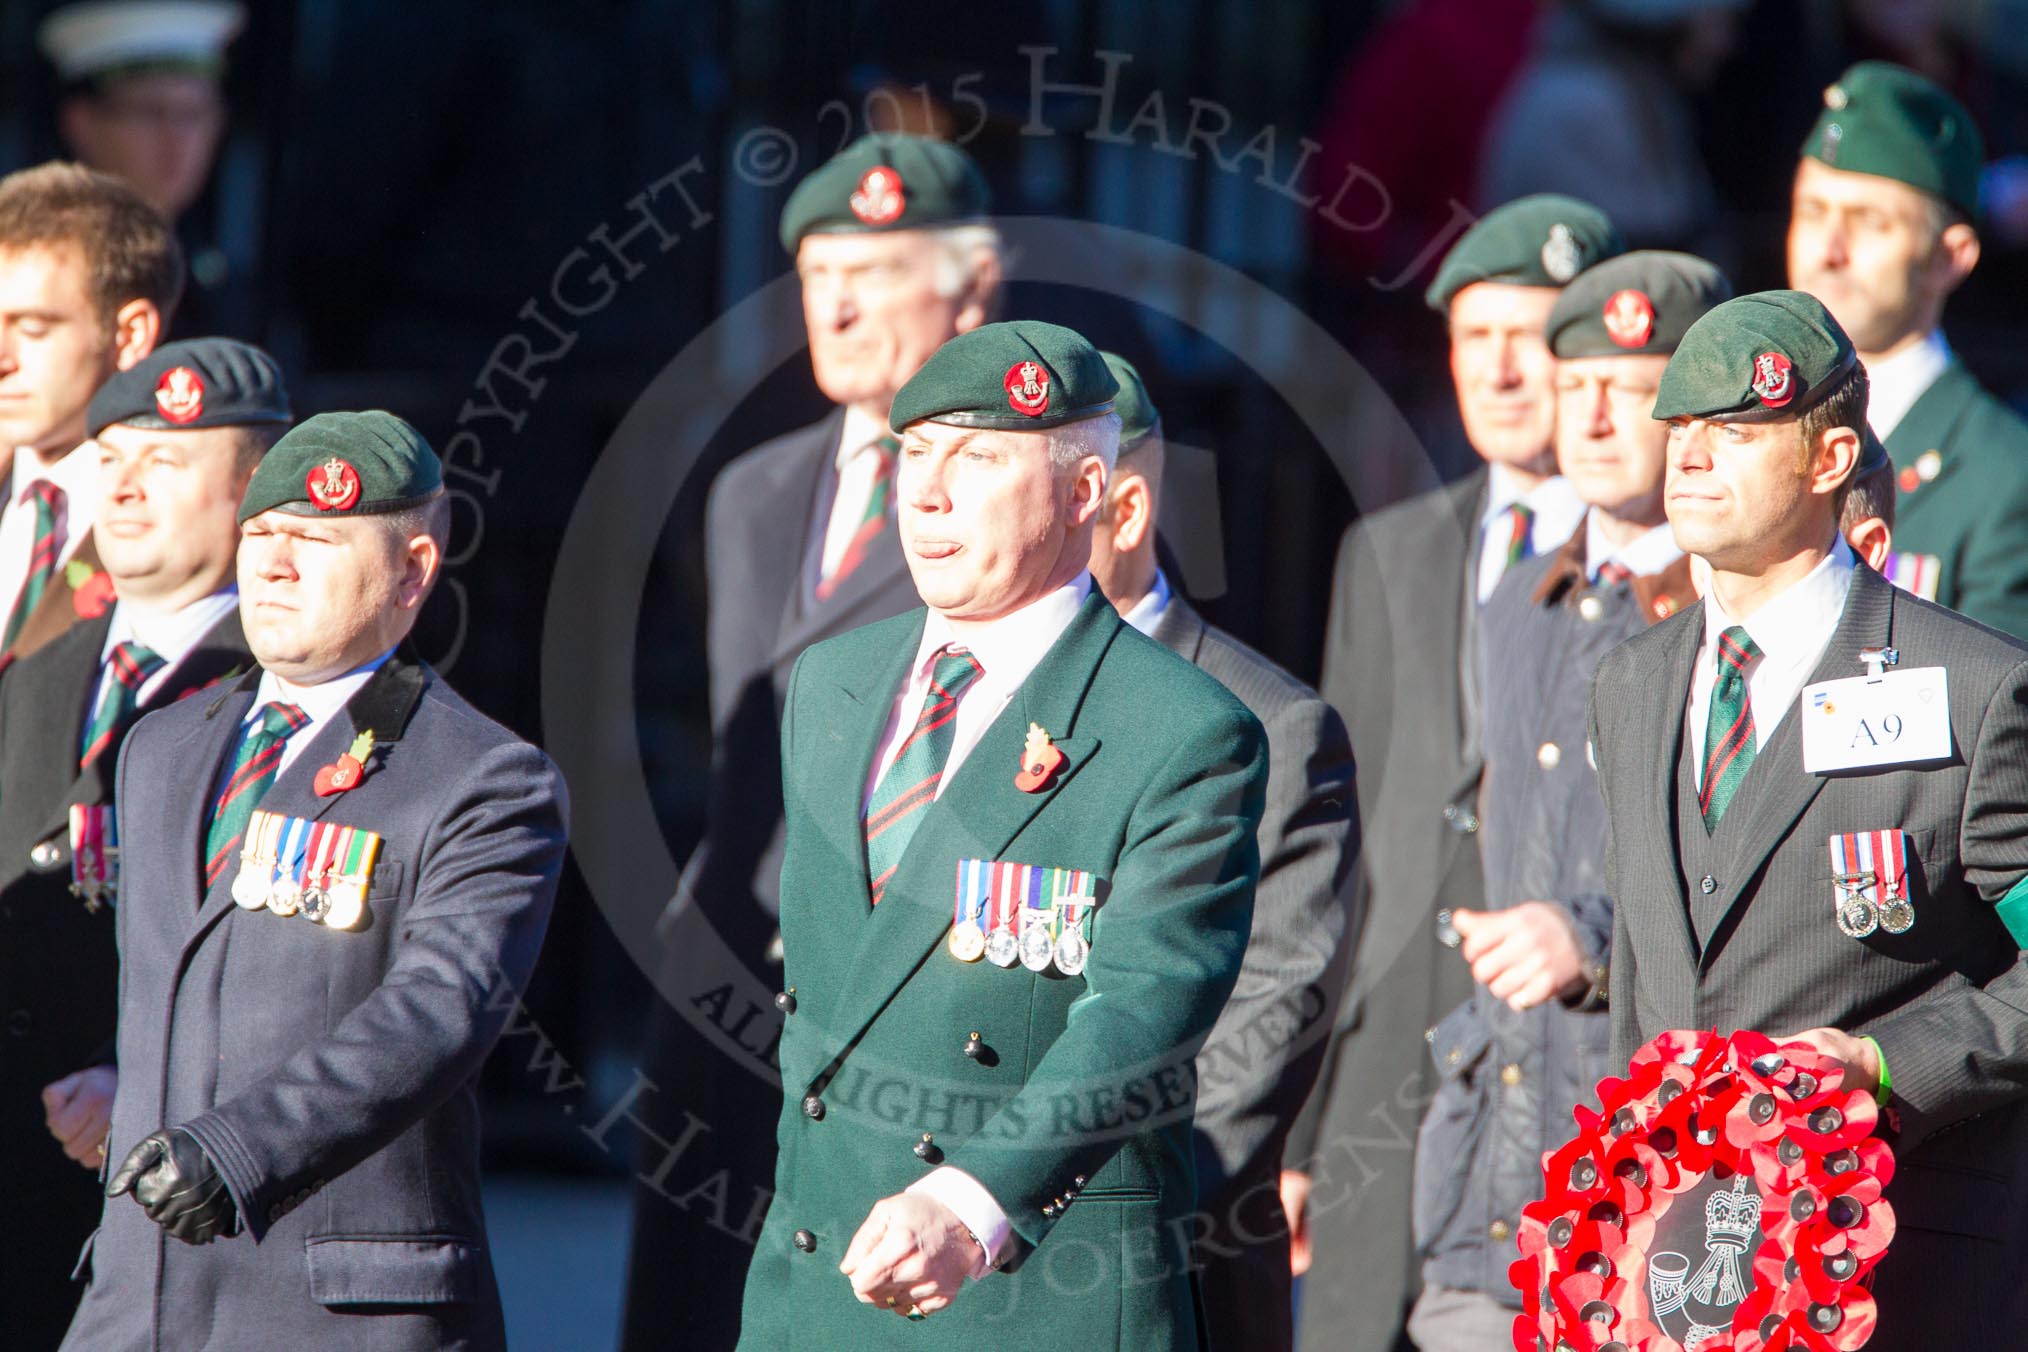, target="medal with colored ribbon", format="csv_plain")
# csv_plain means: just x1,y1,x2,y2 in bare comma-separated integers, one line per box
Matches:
233,810,280,909
1019,867,1056,972
1054,871,1094,976
298,821,342,923
323,826,379,931
67,804,117,912
950,857,989,962
268,814,313,916
984,861,1021,967
1829,830,1913,938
